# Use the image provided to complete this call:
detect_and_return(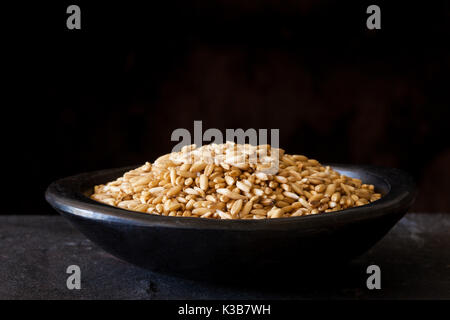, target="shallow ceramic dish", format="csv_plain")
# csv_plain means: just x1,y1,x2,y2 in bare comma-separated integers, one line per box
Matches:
45,164,415,280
